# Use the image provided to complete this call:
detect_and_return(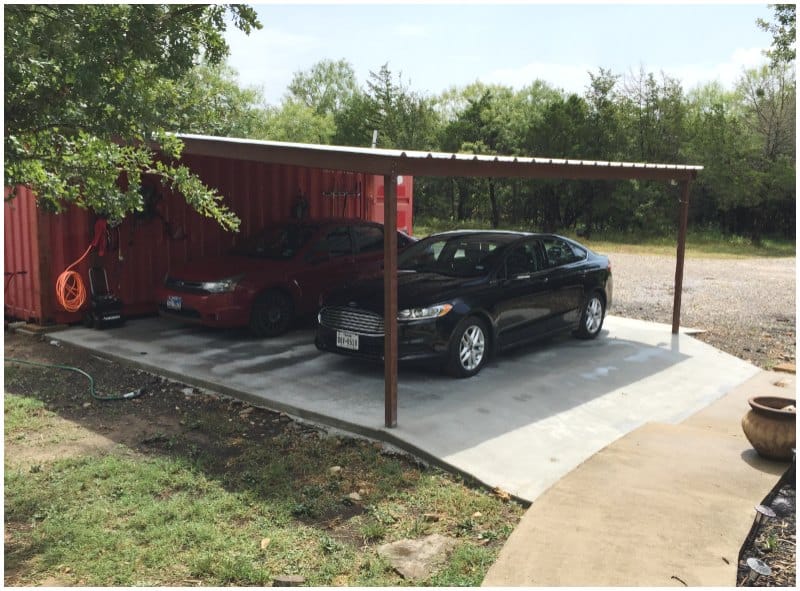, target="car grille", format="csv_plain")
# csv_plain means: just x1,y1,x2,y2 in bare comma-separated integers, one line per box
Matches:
164,277,208,294
319,306,384,336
